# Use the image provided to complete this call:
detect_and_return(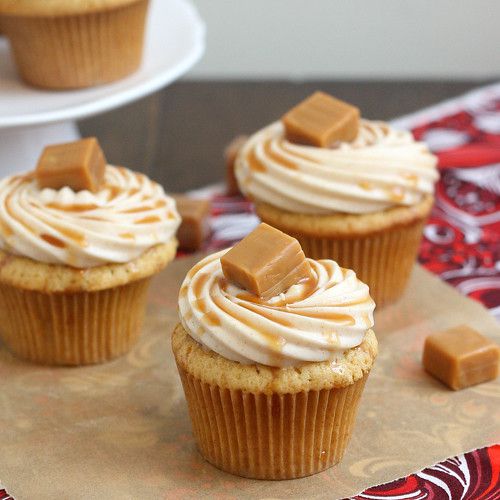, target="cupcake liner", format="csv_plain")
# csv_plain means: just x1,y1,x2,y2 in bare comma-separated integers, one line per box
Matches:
176,363,368,480
0,277,151,365
2,0,149,89
292,219,427,307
